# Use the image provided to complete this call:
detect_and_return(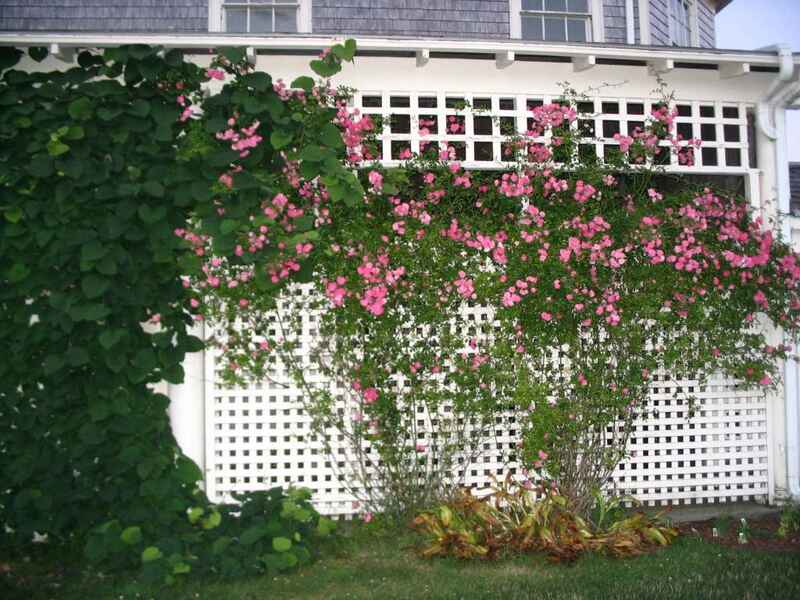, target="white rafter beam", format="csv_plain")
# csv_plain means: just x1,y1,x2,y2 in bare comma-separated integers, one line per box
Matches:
415,48,429,68
572,55,596,72
648,58,674,75
719,61,750,79
49,43,74,63
495,50,514,69
246,46,257,66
